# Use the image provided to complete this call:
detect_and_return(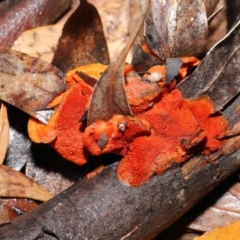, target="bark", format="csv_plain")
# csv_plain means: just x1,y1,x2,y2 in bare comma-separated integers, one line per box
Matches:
0,151,239,240
0,0,71,48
